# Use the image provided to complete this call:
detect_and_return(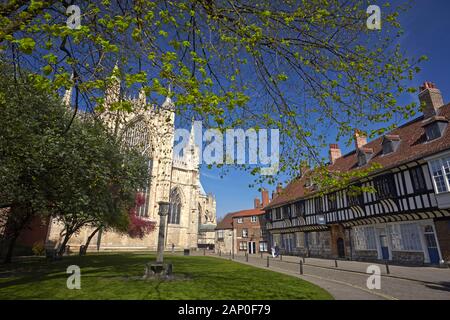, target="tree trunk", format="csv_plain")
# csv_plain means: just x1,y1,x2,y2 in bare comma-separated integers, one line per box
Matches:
3,234,18,264
2,204,33,263
81,227,100,256
57,233,71,257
